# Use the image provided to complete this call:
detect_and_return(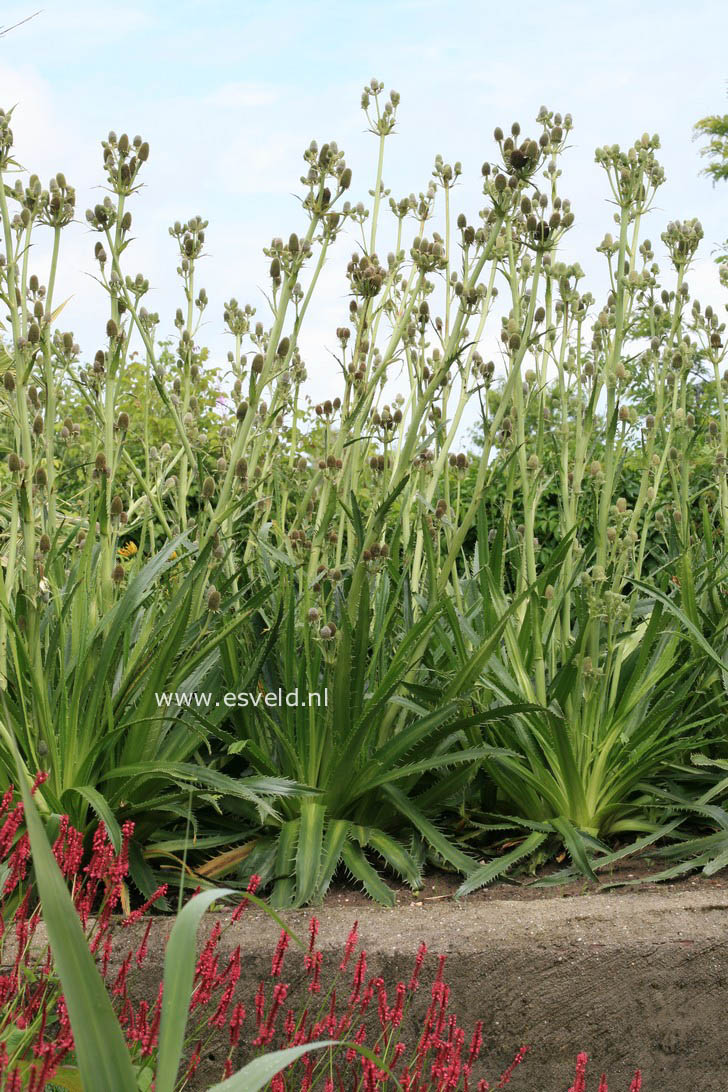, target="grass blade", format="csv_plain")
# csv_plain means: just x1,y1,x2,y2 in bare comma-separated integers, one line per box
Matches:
155,887,235,1092
208,1042,338,1092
